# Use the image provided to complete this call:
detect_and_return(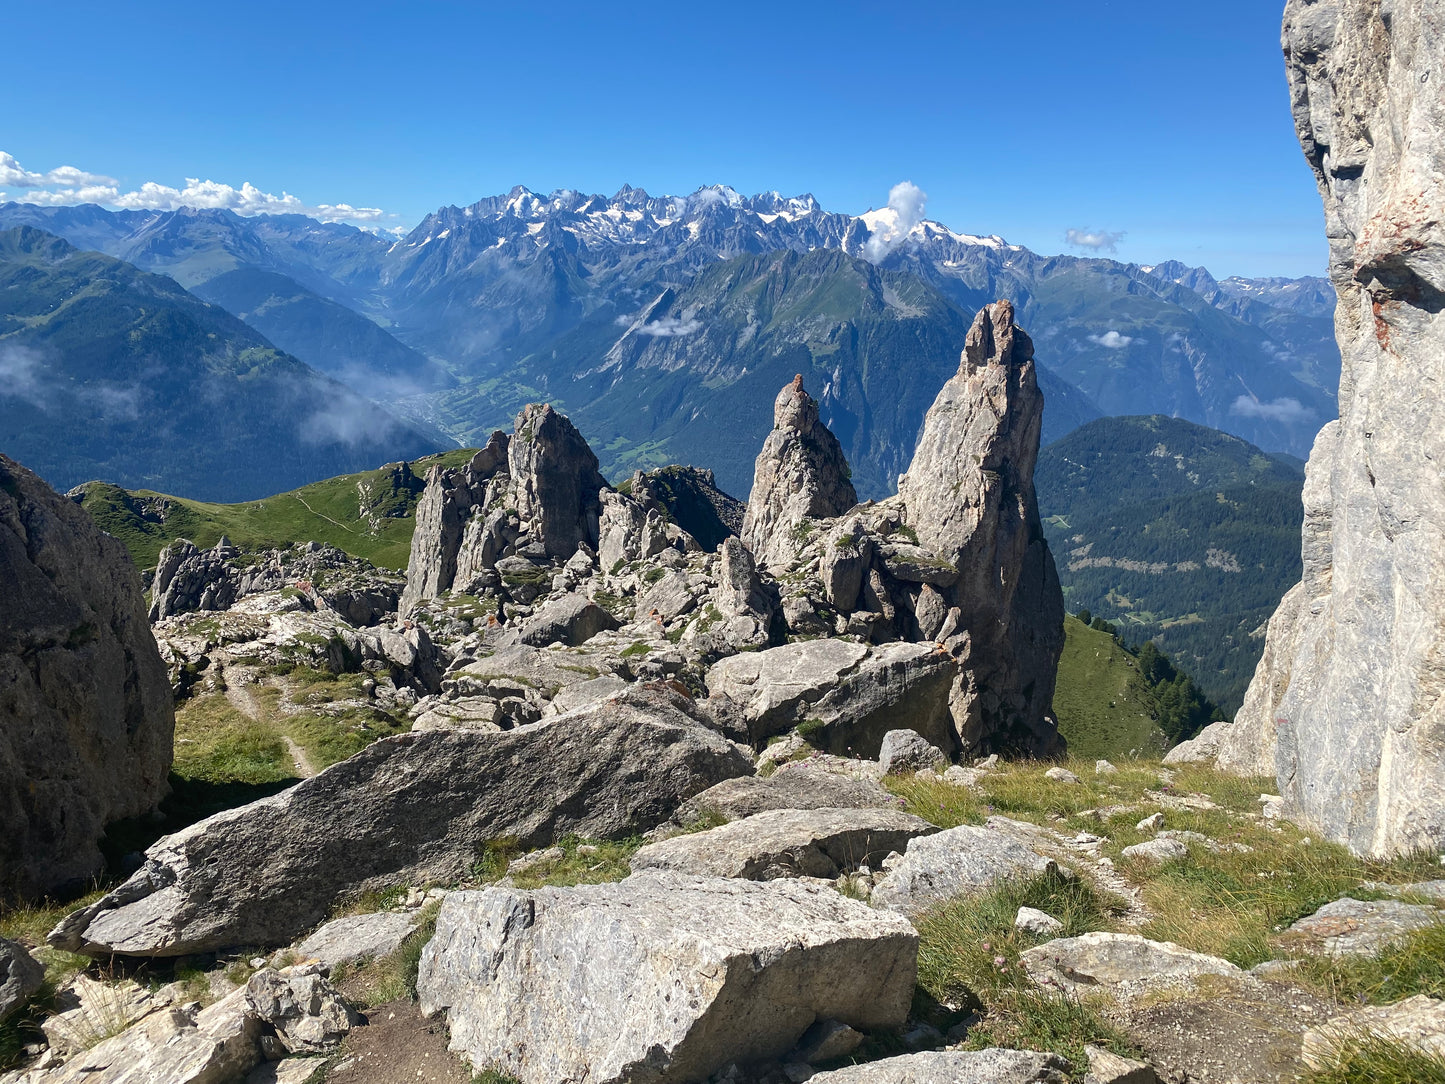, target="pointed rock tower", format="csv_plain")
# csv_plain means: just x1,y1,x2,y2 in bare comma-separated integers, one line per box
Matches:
898,300,1063,752
741,375,858,571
